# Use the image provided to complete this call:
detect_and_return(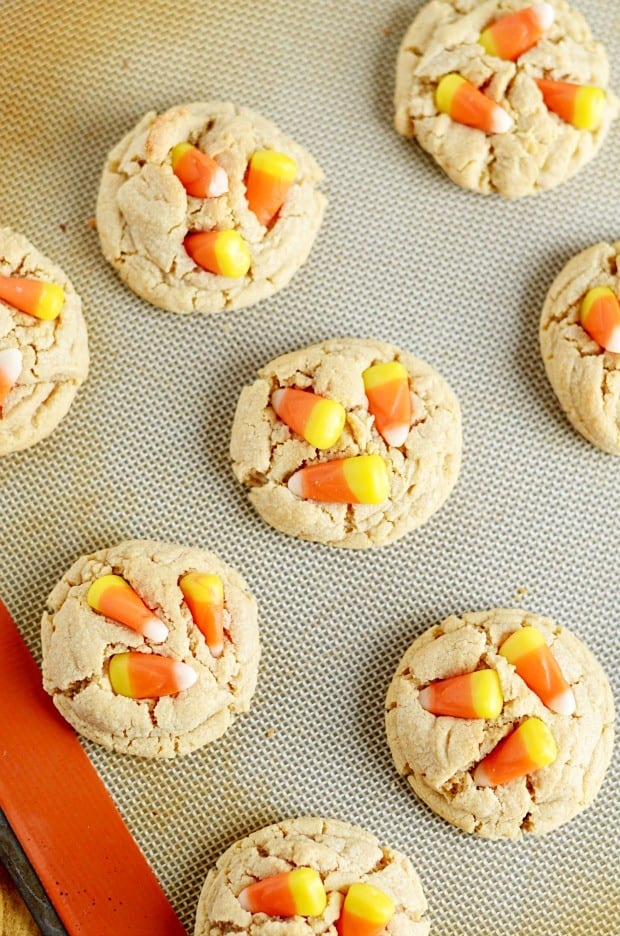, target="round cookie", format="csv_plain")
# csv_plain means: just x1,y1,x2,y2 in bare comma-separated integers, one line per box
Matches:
41,539,260,758
230,338,462,549
386,609,614,839
0,227,88,456
540,241,620,454
96,101,326,314
394,0,618,197
194,816,430,935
